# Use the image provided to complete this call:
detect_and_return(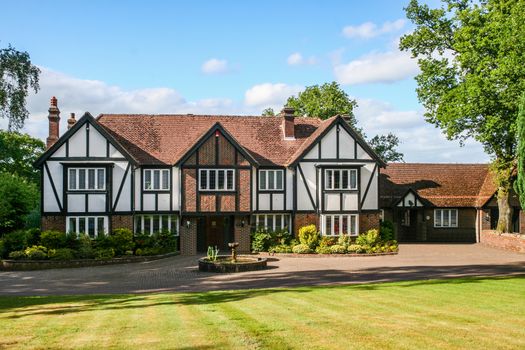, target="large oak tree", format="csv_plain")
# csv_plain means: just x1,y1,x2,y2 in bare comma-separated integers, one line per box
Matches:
400,0,525,232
